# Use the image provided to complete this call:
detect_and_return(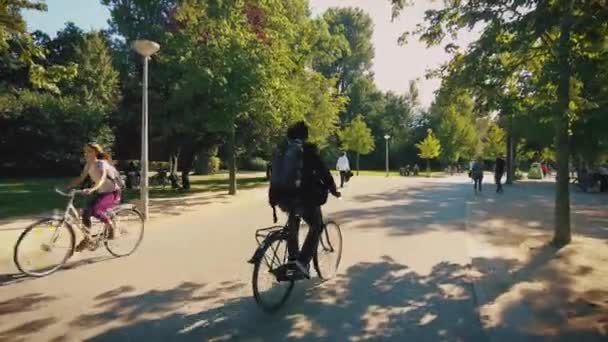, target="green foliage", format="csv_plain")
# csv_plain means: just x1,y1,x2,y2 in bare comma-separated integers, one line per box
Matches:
246,157,268,172
482,122,506,159
0,0,47,51
0,90,113,175
416,129,441,160
339,115,375,156
317,7,375,93
434,89,478,163
61,32,119,109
